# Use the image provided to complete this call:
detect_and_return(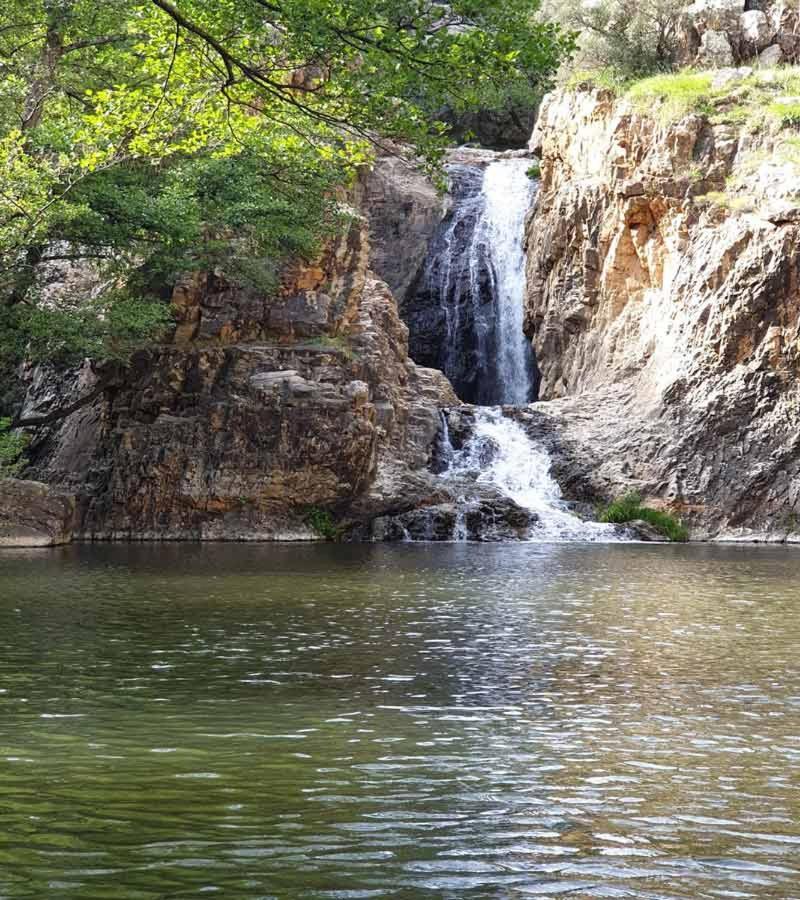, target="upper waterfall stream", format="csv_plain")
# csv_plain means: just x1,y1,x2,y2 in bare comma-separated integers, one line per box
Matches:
480,160,539,406
405,158,539,406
